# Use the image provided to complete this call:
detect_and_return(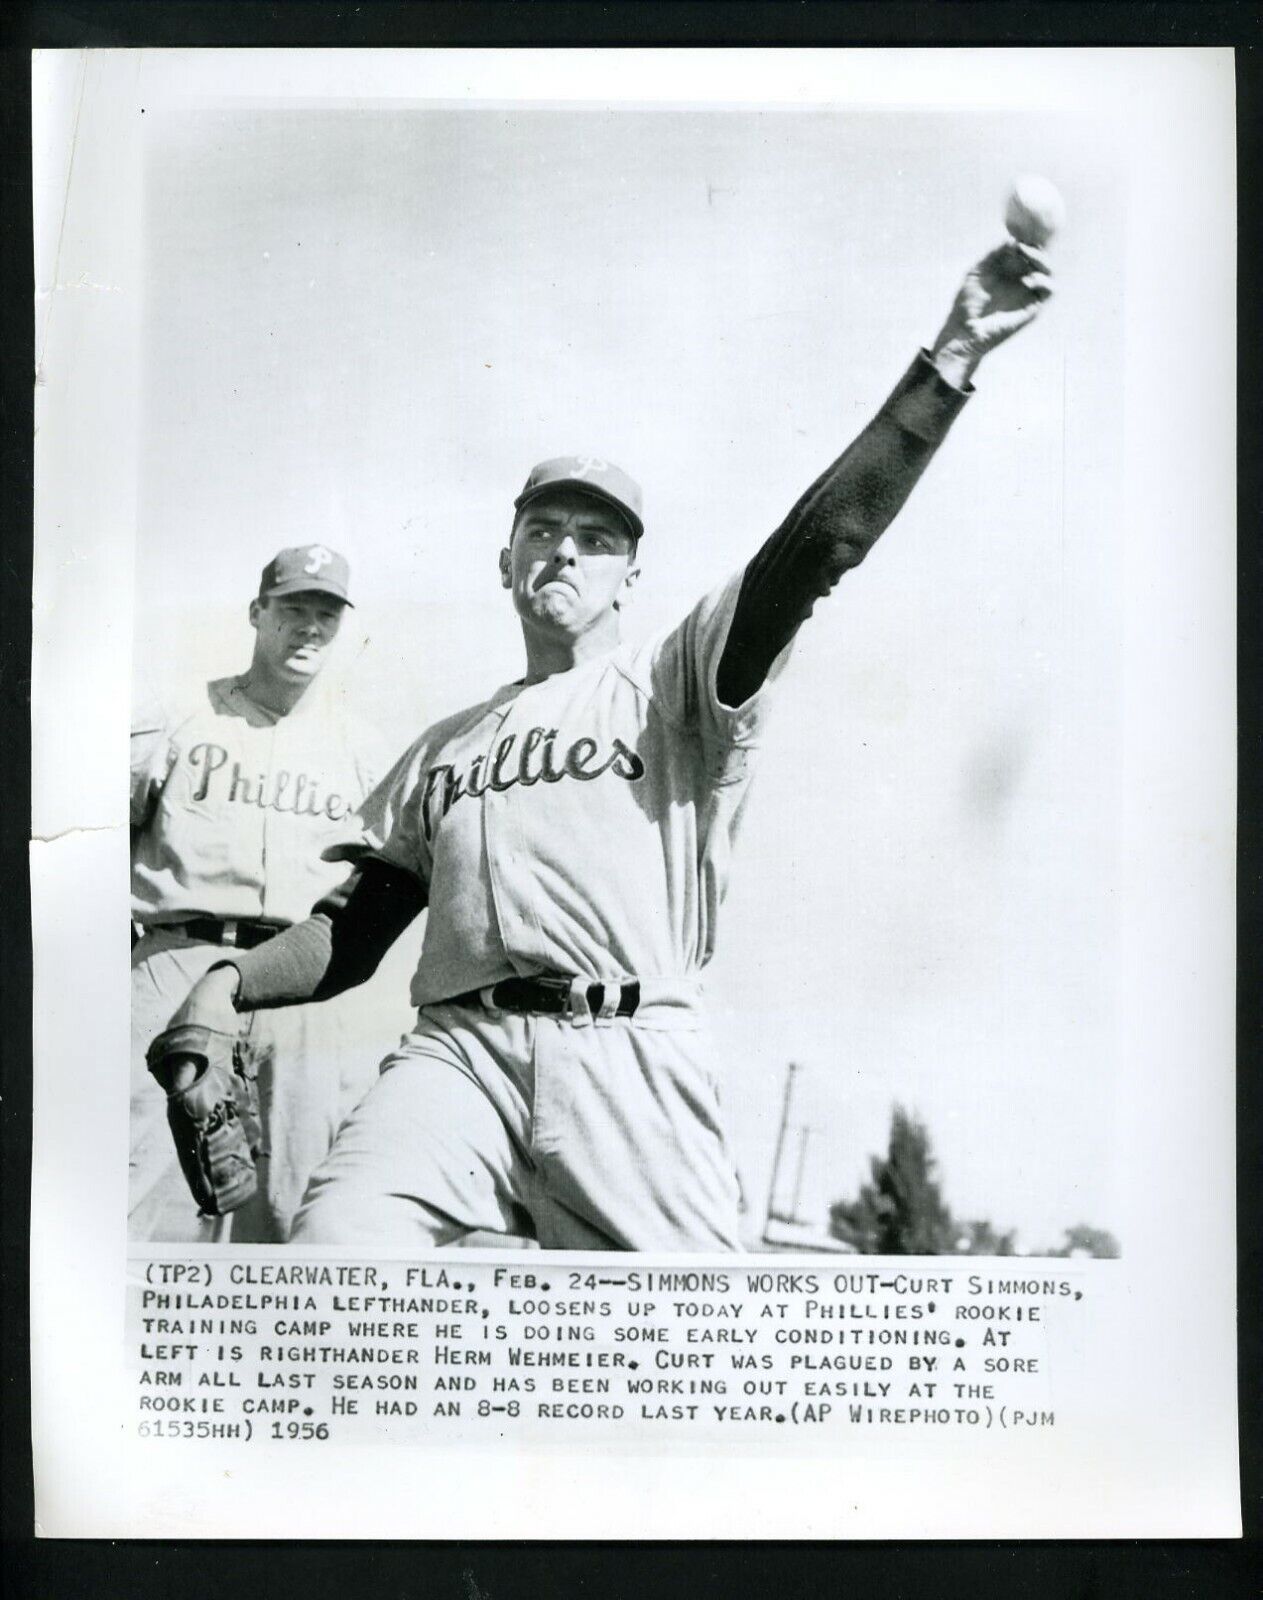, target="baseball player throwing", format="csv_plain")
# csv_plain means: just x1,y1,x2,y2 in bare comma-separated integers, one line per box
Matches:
163,241,1052,1250
131,546,386,1241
